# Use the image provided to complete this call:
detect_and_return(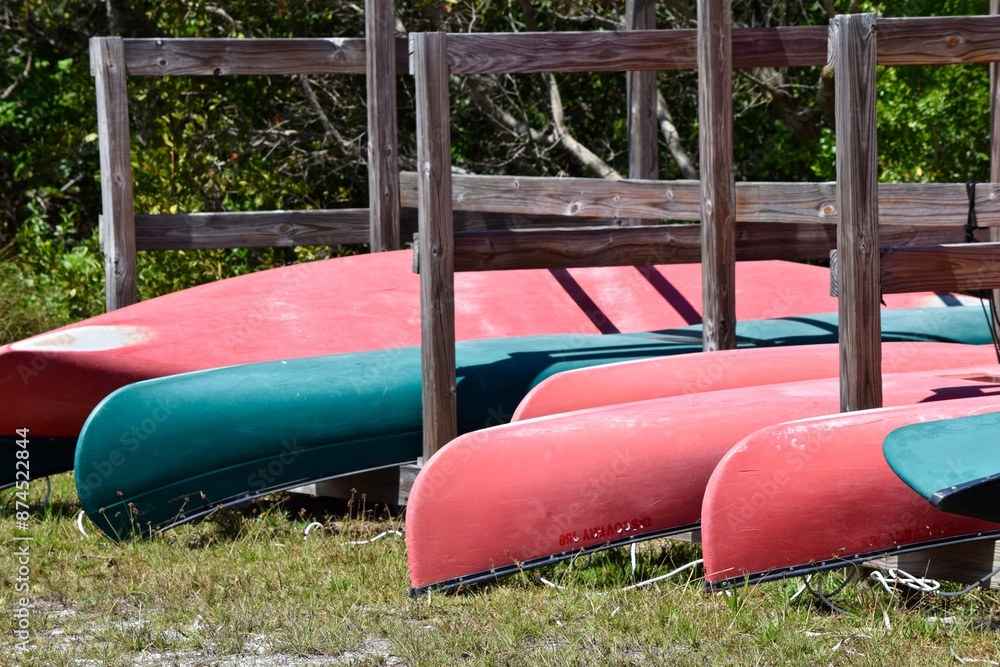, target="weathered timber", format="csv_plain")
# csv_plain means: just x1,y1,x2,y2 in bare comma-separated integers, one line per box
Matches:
626,0,658,227
121,37,409,76
866,540,1000,590
400,173,1000,226
366,0,400,251
449,223,966,273
412,32,457,460
291,464,421,507
698,0,737,351
92,37,138,311
445,26,828,75
834,14,882,413
877,243,1000,294
991,0,1000,342
133,210,370,250
876,15,1000,66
